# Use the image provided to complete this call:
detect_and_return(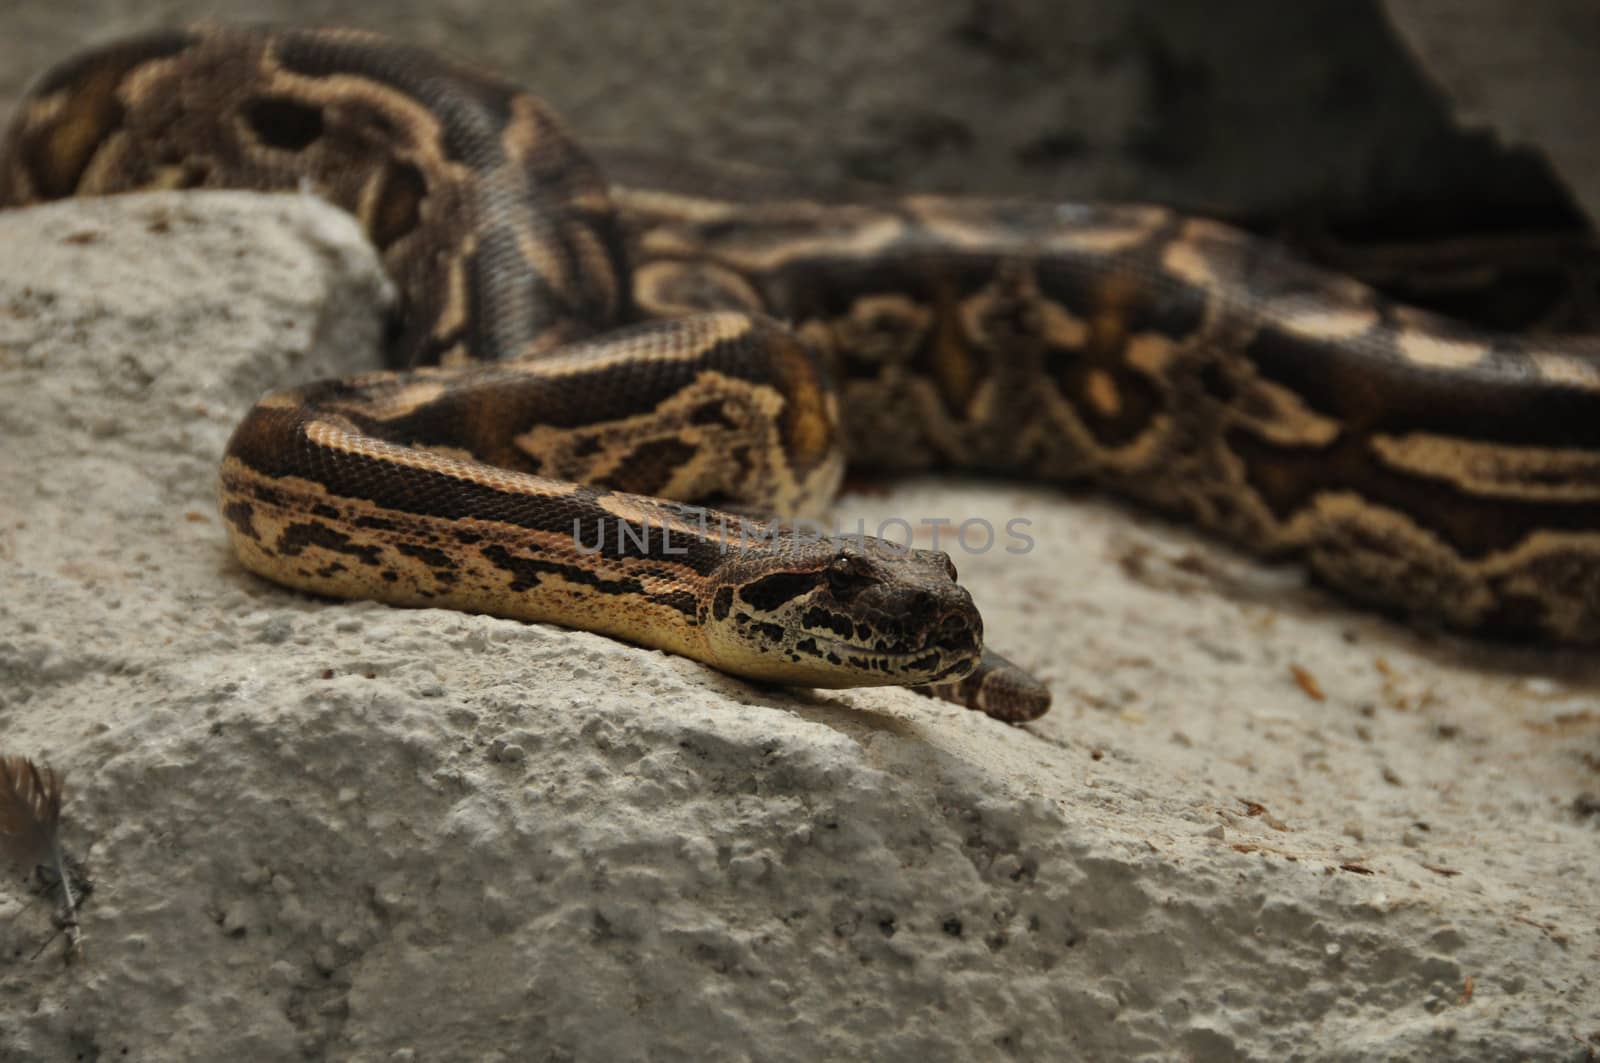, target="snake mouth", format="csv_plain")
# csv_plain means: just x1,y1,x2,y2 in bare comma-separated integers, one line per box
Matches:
813,613,981,682
813,638,977,681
